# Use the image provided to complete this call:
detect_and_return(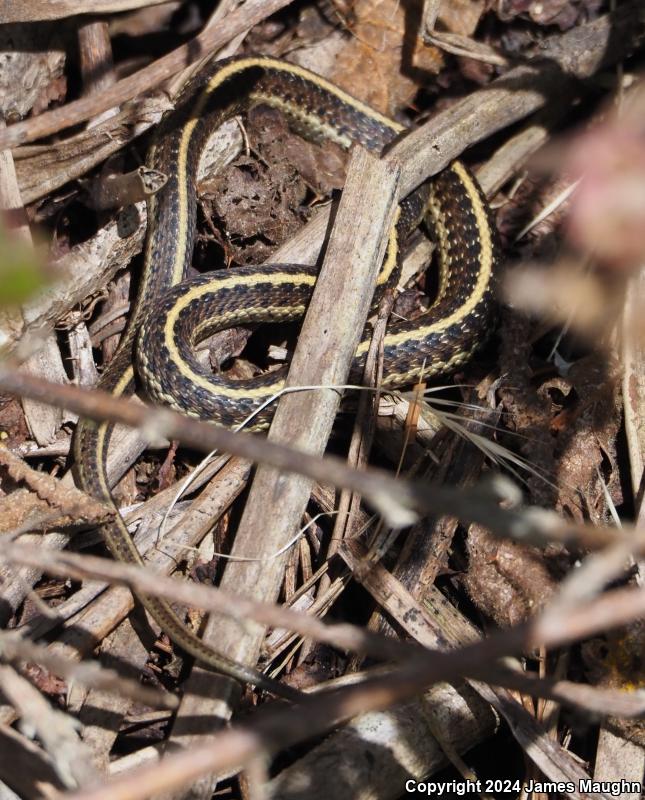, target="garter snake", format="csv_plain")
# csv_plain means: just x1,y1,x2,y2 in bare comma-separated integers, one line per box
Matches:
74,55,498,701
